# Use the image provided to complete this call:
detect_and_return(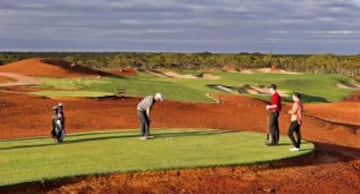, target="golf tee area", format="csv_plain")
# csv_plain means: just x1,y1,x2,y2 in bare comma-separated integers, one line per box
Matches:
0,129,314,187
